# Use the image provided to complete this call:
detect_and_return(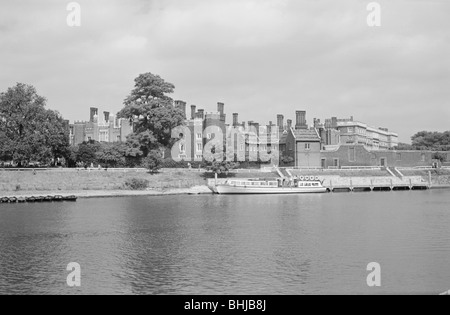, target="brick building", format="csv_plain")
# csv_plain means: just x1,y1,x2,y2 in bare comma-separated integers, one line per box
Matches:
278,111,322,167
320,116,399,150
69,107,133,145
320,145,433,168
